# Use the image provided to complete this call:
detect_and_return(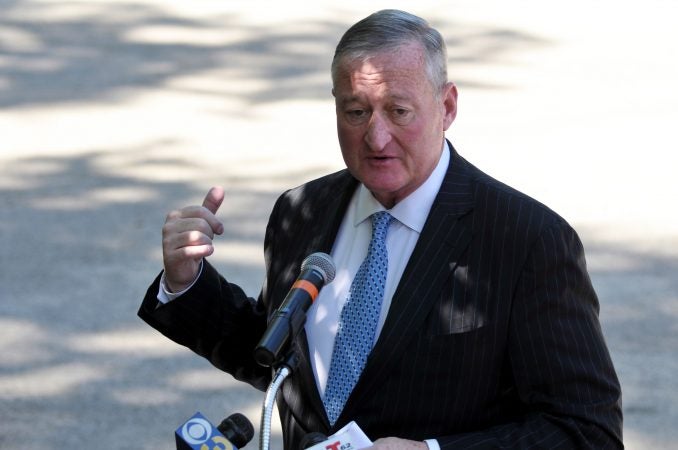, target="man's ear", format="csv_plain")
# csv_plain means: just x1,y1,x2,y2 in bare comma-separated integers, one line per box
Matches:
442,82,458,131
